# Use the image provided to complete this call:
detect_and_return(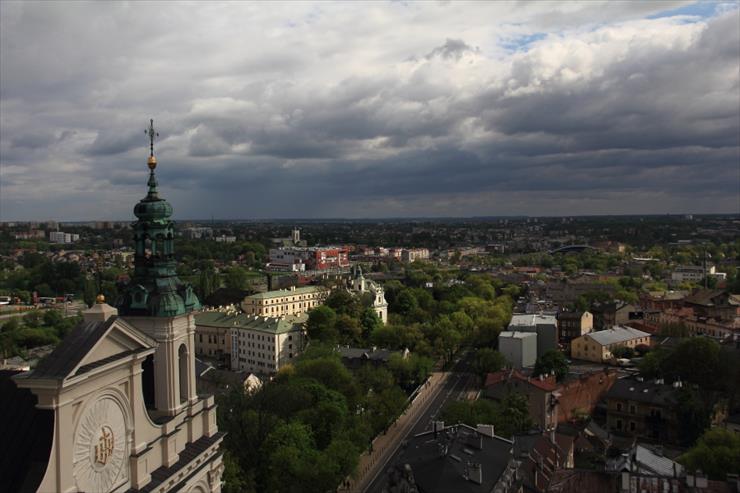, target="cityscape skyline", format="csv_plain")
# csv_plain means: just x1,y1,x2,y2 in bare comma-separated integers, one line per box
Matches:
1,1,739,221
